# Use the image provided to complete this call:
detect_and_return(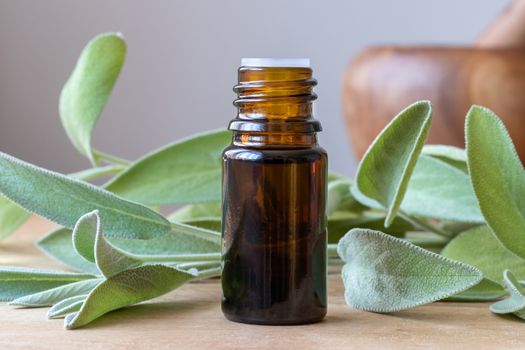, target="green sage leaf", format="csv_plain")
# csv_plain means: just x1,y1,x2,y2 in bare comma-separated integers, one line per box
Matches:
422,144,467,172
169,202,222,221
105,129,230,205
466,106,525,259
47,295,87,319
10,278,101,307
59,33,126,162
442,226,525,283
69,165,125,182
327,179,367,216
327,212,413,243
0,267,95,302
490,270,525,319
0,151,171,239
91,211,142,277
401,155,483,223
64,265,195,329
337,228,482,312
0,196,30,239
178,219,221,233
354,100,432,226
446,278,505,302
38,225,220,273
0,165,126,241
72,211,98,263
72,210,141,277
